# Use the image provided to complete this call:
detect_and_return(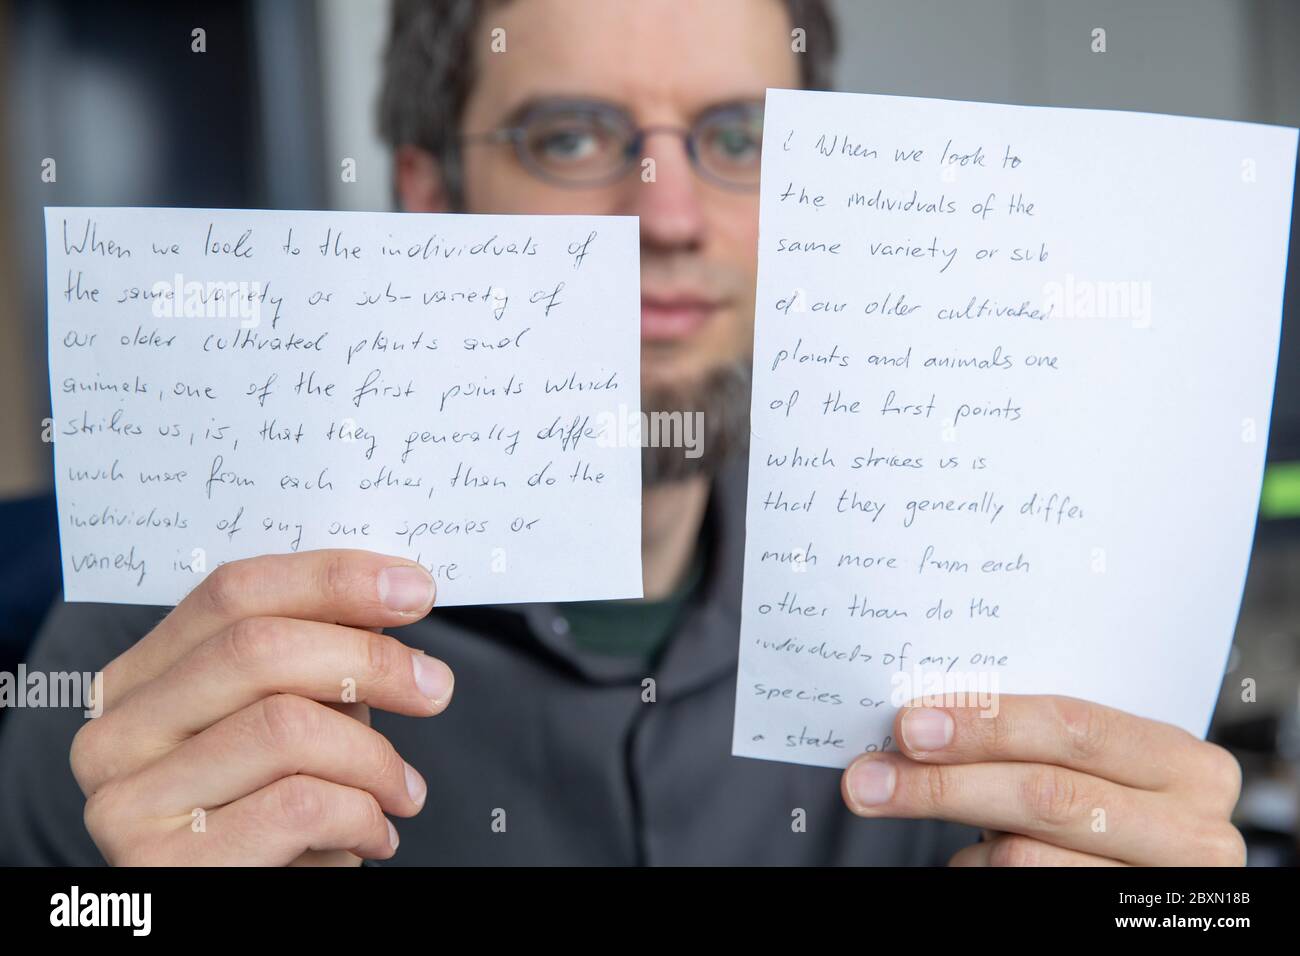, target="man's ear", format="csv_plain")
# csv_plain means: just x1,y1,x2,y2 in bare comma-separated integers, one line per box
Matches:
394,145,451,212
